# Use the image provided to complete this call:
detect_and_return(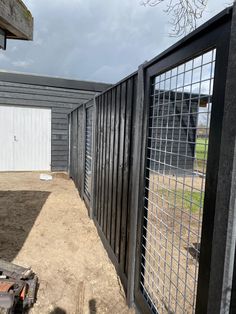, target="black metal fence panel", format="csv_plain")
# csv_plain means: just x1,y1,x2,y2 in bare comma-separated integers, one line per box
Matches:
68,6,236,314
93,75,137,287
69,105,84,197
69,109,78,183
